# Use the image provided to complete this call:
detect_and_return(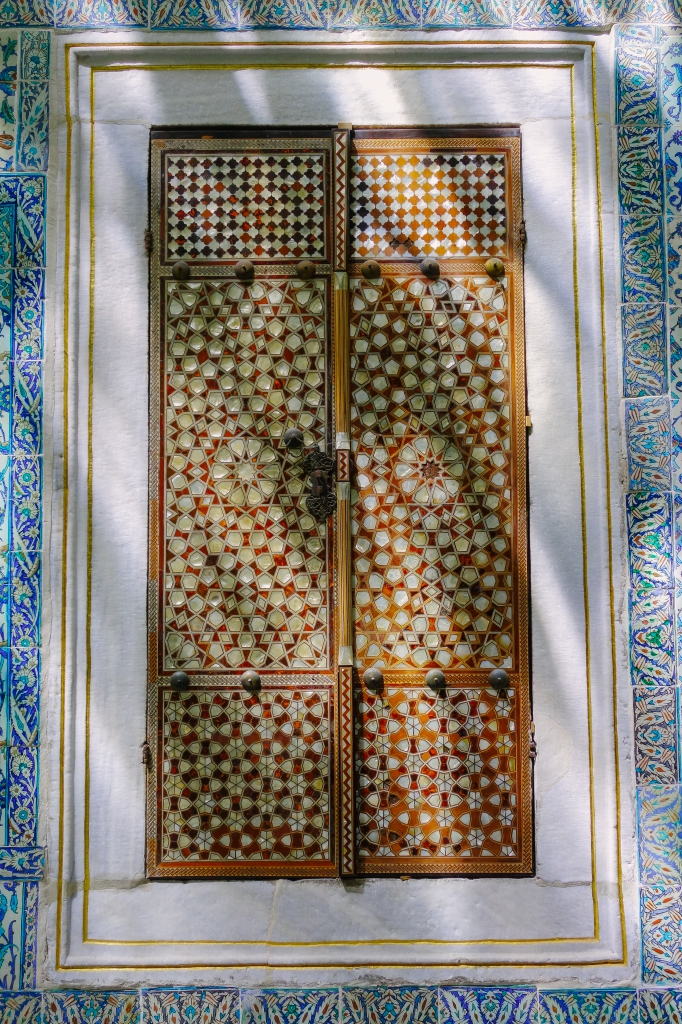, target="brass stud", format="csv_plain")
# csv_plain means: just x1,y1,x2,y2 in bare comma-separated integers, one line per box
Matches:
297,260,316,280
283,427,305,451
235,259,255,281
363,667,384,692
361,259,381,280
172,262,190,281
420,257,440,279
241,669,261,693
485,257,505,280
169,671,190,691
488,668,510,690
425,668,446,691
